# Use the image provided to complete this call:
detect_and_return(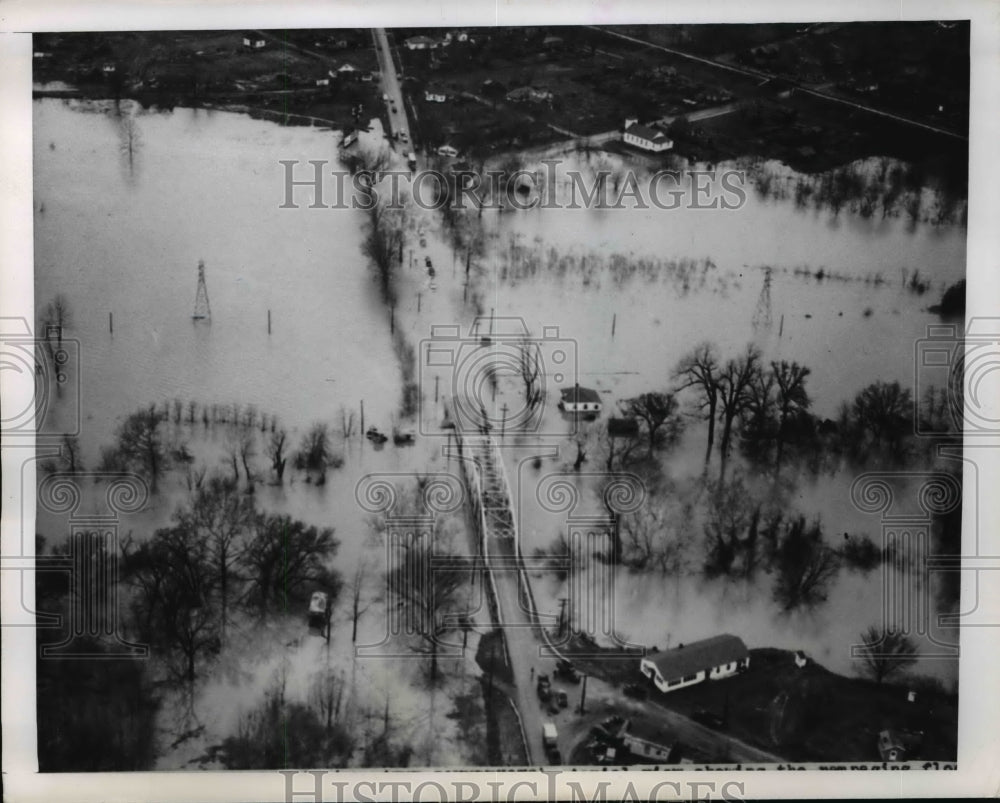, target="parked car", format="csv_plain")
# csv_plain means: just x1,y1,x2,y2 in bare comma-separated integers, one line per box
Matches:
365,426,388,445
536,673,551,702
556,690,569,708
